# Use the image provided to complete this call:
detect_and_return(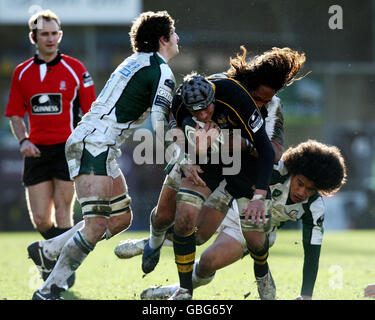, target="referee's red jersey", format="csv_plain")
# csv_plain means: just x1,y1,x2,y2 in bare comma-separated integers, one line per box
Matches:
5,52,96,145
